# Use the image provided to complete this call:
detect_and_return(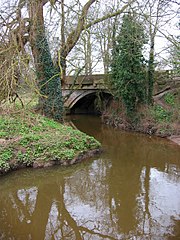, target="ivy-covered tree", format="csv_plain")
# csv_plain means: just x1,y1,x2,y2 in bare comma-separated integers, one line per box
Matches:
0,0,134,121
111,12,147,118
29,0,63,120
